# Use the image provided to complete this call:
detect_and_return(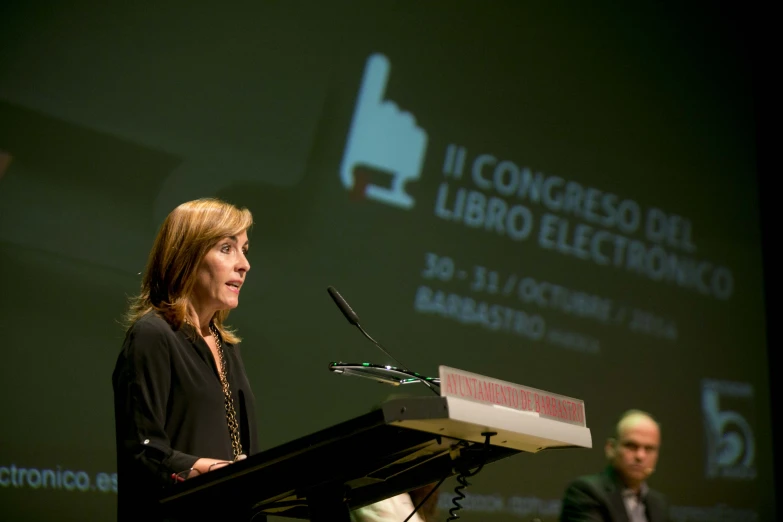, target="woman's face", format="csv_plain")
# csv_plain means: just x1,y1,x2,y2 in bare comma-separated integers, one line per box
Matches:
191,230,250,317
